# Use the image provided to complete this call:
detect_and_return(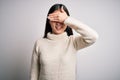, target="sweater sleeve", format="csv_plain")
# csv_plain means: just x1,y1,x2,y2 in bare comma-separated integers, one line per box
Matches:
64,17,99,50
30,40,40,80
